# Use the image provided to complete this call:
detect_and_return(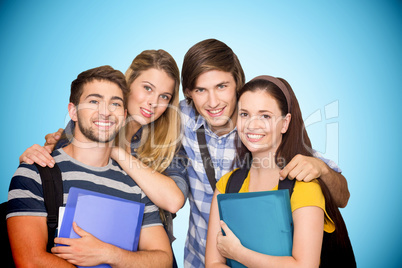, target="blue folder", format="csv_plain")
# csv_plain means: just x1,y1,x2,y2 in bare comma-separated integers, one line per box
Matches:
217,190,293,268
59,187,145,268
